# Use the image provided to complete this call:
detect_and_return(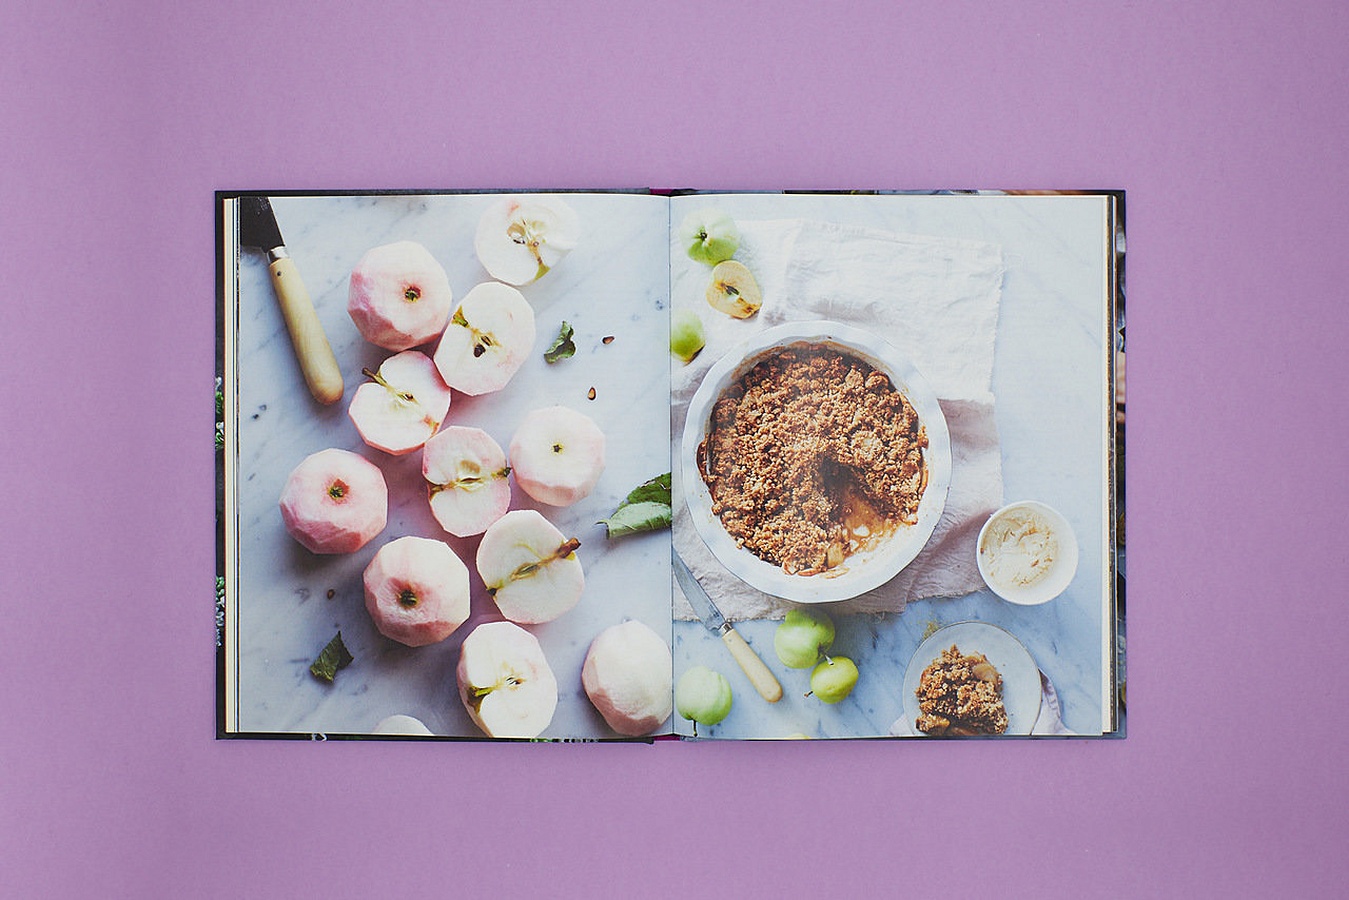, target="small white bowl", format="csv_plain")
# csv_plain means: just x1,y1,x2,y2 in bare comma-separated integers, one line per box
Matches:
976,500,1078,606
681,320,951,603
